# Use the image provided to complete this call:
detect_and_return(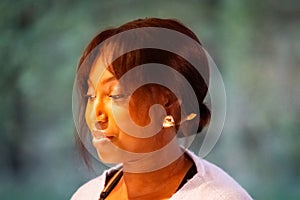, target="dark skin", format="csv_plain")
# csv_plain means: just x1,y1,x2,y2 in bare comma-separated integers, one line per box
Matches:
86,55,193,199
106,154,193,200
